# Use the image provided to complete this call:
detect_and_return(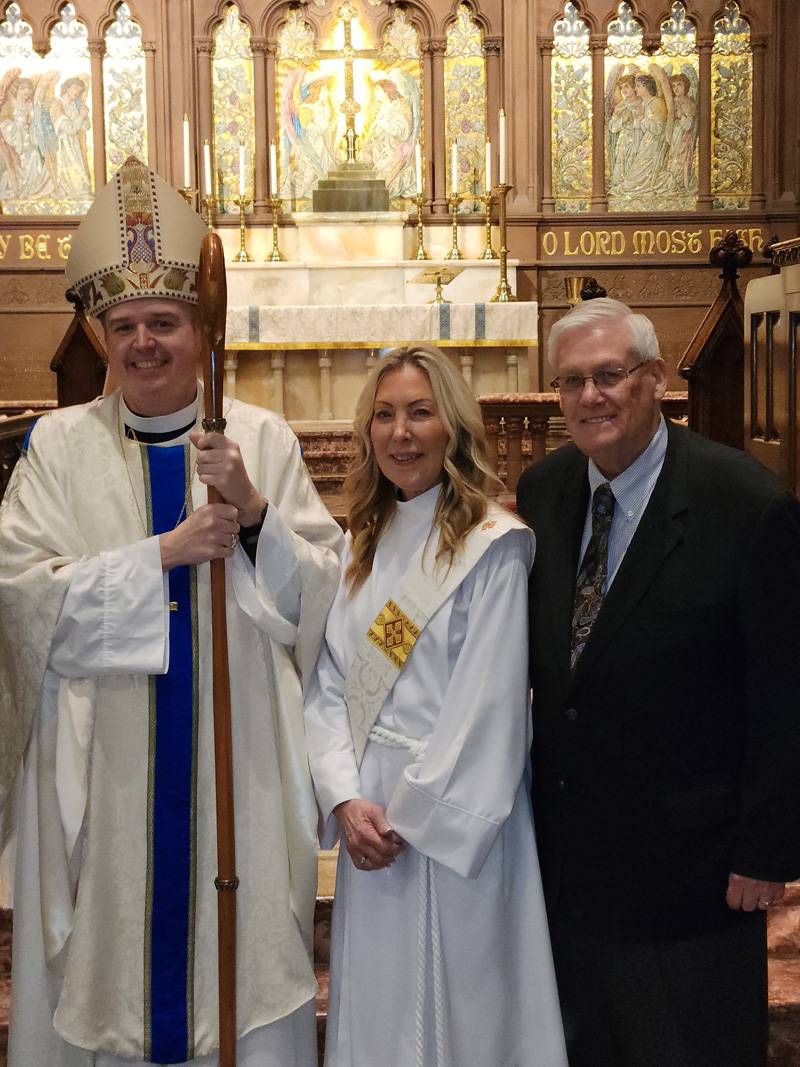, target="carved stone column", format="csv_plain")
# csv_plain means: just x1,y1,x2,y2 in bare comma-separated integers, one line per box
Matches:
697,37,713,210
459,352,474,389
421,41,435,210
196,37,213,189
271,352,285,416
88,39,106,189
503,1,536,212
251,37,268,213
266,42,279,201
485,36,502,163
428,38,448,215
318,351,333,420
506,351,519,393
365,349,378,377
751,37,766,210
590,36,607,212
224,351,238,398
143,41,158,172
540,41,554,213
